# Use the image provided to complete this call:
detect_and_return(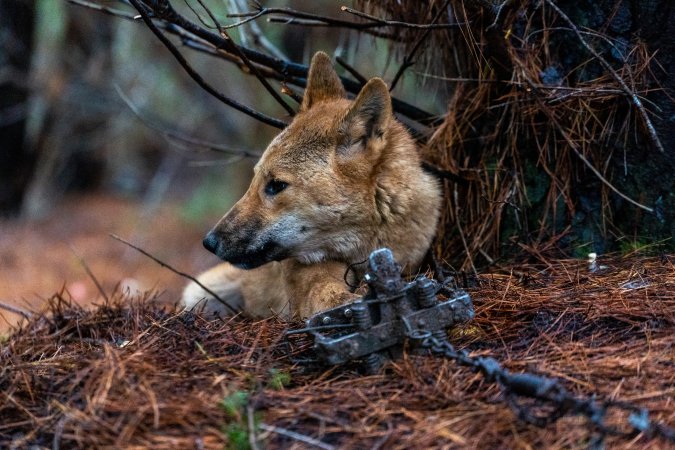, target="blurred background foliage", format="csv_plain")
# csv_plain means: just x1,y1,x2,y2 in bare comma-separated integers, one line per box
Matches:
0,0,446,223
